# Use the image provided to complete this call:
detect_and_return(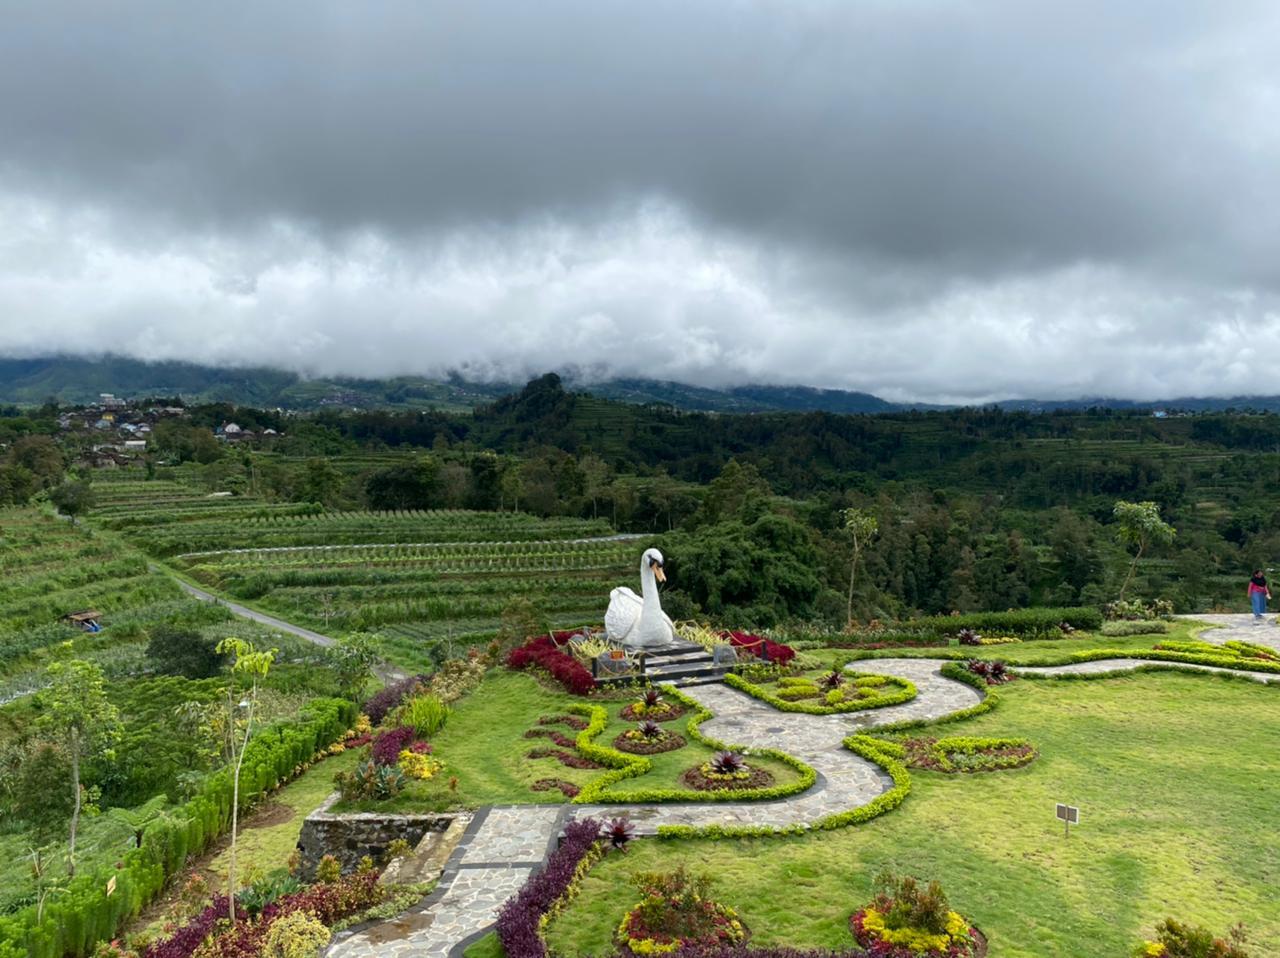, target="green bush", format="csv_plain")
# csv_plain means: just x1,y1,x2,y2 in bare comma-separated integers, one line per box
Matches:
261,910,331,958
397,694,450,738
1100,620,1168,637
0,697,355,958
907,606,1102,636
145,626,228,678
